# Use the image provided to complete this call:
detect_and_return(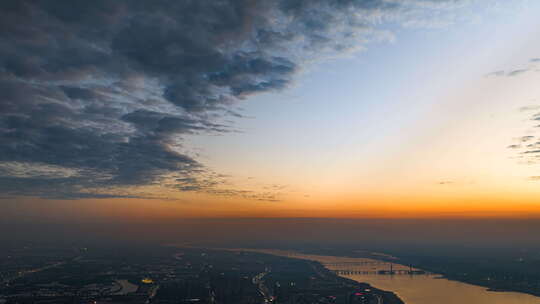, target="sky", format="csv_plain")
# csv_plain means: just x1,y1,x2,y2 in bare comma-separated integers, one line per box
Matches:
2,0,540,223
